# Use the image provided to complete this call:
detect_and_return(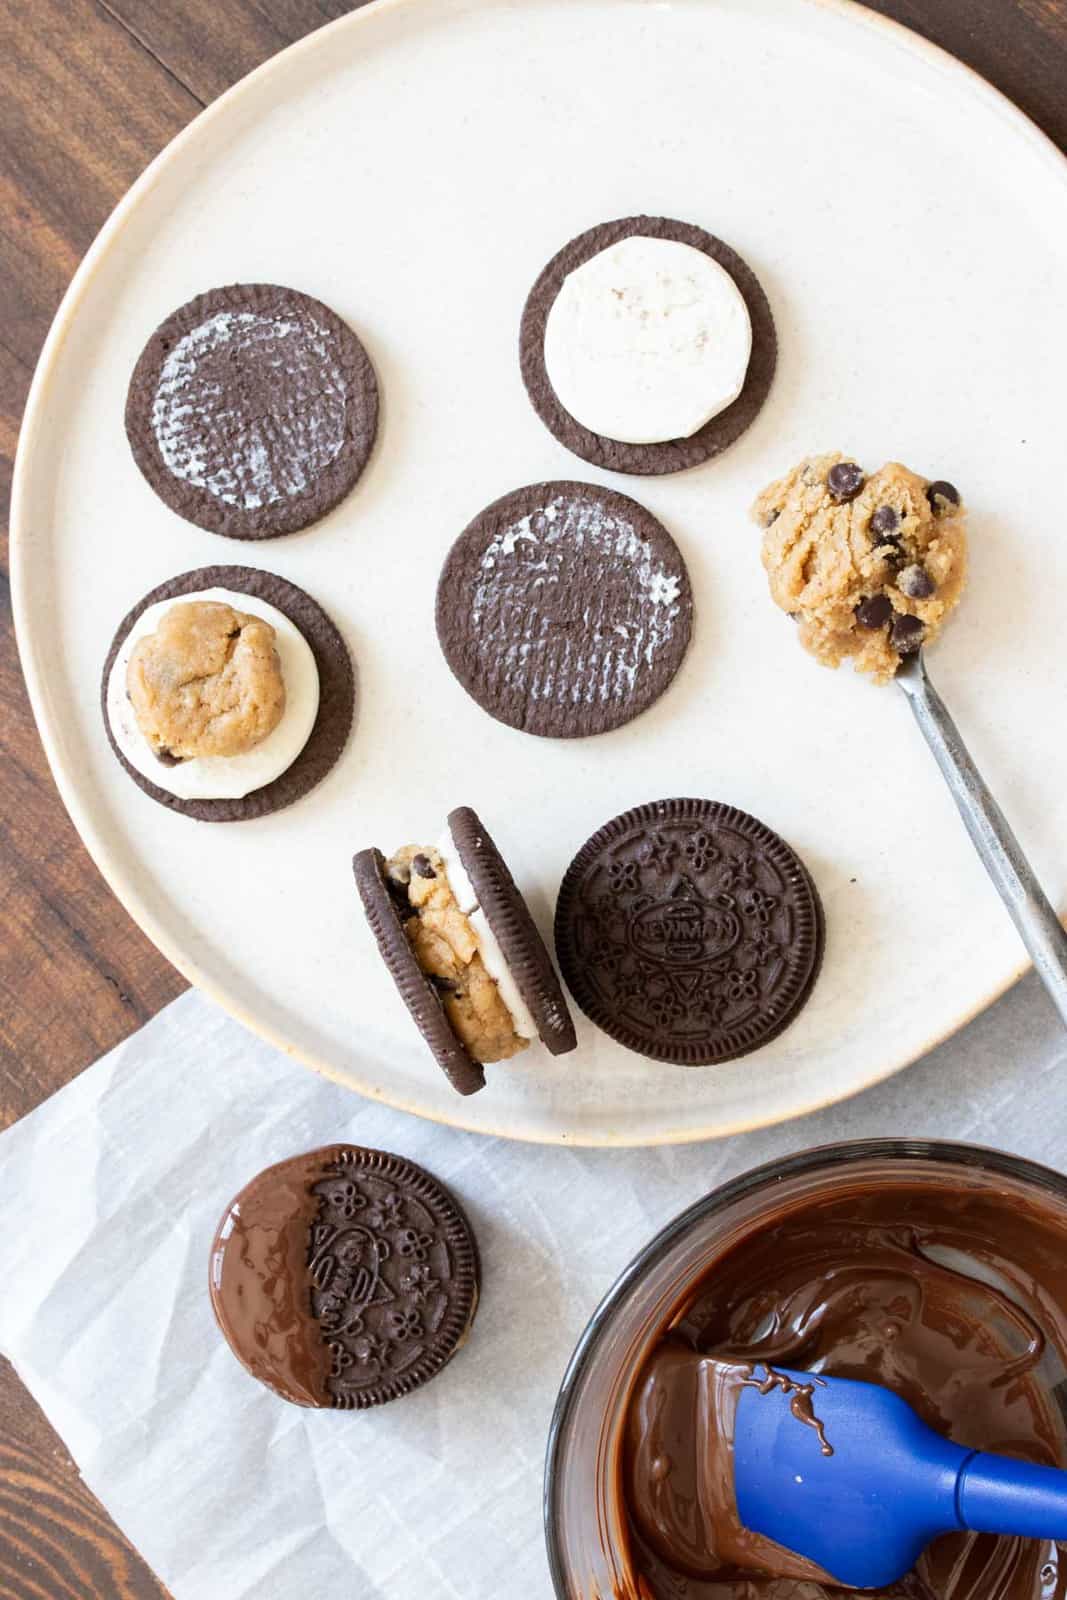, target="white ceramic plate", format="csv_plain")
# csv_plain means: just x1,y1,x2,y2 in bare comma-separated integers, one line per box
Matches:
13,0,1067,1145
